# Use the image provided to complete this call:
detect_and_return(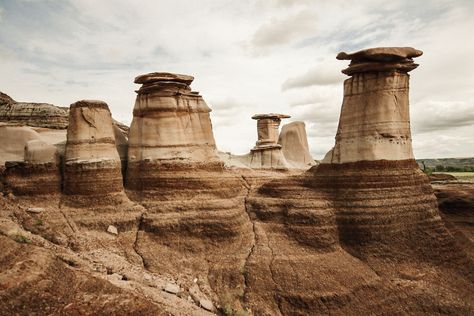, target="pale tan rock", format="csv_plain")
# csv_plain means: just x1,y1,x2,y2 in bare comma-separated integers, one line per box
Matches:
323,47,422,164
64,100,123,195
65,100,120,163
24,140,58,164
127,72,219,187
278,121,316,169
0,124,43,164
107,225,118,235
